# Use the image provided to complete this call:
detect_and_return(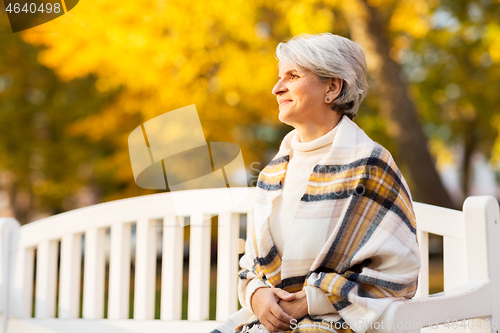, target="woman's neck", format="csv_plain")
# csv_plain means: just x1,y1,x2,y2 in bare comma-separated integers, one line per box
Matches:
295,114,342,143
